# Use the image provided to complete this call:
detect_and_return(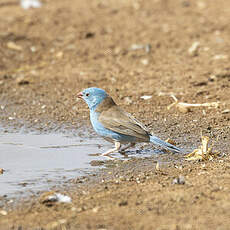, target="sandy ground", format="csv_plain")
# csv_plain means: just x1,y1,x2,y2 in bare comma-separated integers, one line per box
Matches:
0,0,230,229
